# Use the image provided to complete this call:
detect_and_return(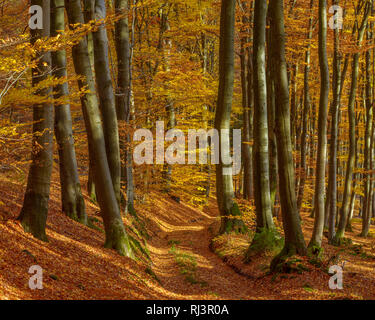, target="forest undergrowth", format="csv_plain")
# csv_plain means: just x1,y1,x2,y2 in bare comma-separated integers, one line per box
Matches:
1,168,375,300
